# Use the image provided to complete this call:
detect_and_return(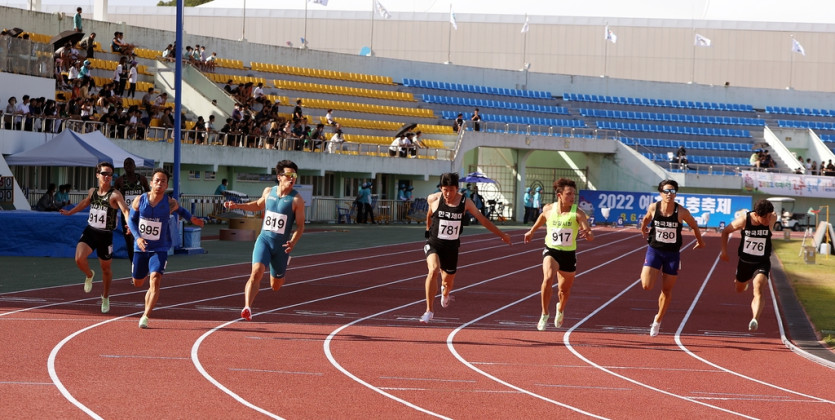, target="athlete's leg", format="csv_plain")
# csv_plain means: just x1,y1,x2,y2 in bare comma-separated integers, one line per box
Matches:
655,273,678,323
556,270,576,314
244,262,267,308
641,265,659,291
99,258,113,298
751,272,767,322
440,271,456,300
424,253,440,313
73,242,94,277
540,256,558,315
143,271,163,318
269,275,285,291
